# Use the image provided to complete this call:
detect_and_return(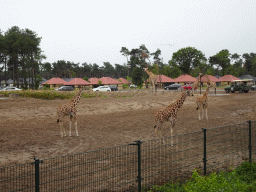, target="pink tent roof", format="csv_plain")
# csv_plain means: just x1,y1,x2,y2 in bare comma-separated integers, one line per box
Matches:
157,75,175,83
173,74,197,83
42,77,67,85
199,75,222,83
99,77,122,84
64,78,91,85
218,75,240,82
88,78,100,85
118,78,129,84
